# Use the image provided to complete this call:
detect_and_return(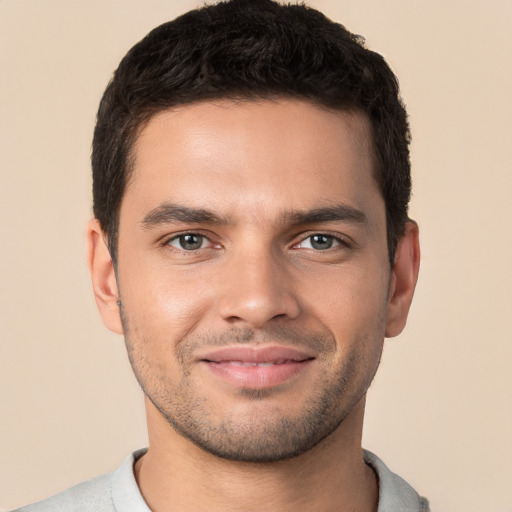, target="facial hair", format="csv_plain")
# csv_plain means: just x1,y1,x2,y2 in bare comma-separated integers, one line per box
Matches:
121,313,383,463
